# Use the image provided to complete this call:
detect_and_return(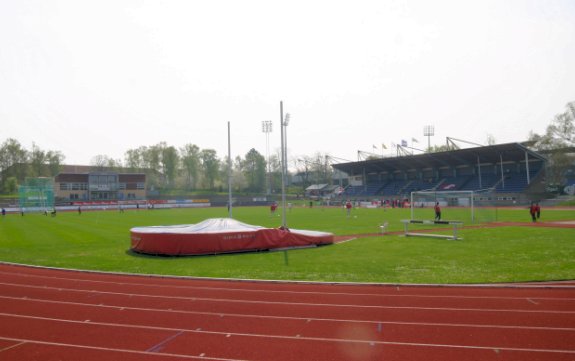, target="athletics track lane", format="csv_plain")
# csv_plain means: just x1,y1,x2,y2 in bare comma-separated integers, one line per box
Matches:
0,263,574,360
